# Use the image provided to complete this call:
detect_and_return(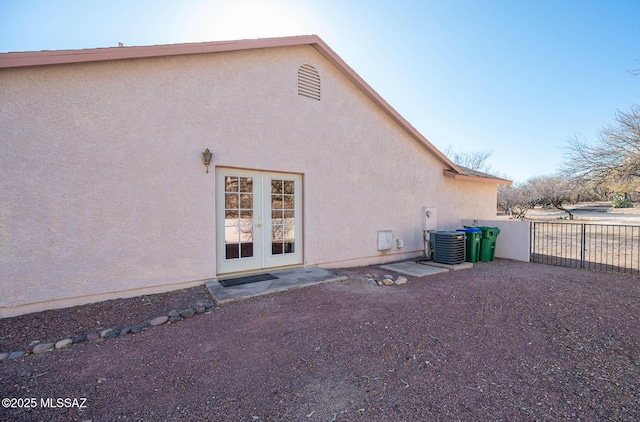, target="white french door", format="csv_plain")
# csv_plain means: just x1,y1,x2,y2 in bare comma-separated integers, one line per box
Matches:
215,168,303,274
